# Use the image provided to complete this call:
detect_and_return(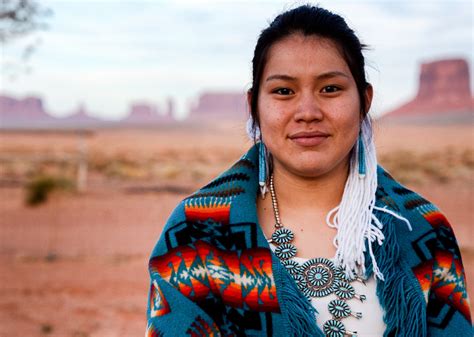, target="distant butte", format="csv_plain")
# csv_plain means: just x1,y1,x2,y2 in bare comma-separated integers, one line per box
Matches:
61,103,104,126
187,91,247,121
0,95,177,128
123,102,174,125
381,58,473,124
0,95,54,127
